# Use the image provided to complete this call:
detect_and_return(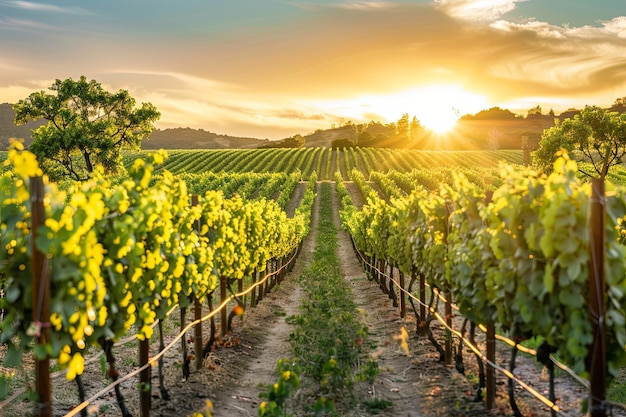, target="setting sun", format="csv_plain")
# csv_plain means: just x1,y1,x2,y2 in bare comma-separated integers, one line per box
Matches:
419,106,459,134
400,85,487,134
316,85,488,134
